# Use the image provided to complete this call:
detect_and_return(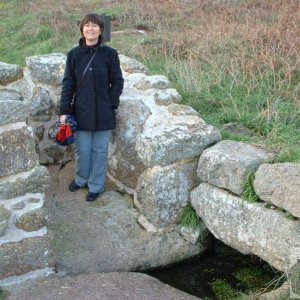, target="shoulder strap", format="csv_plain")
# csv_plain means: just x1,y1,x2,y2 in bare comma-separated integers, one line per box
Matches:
75,51,97,95
71,51,97,110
